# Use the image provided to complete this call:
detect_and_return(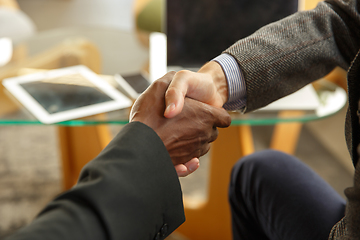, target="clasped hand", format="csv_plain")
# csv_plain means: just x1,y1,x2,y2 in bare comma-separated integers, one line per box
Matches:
130,71,231,177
